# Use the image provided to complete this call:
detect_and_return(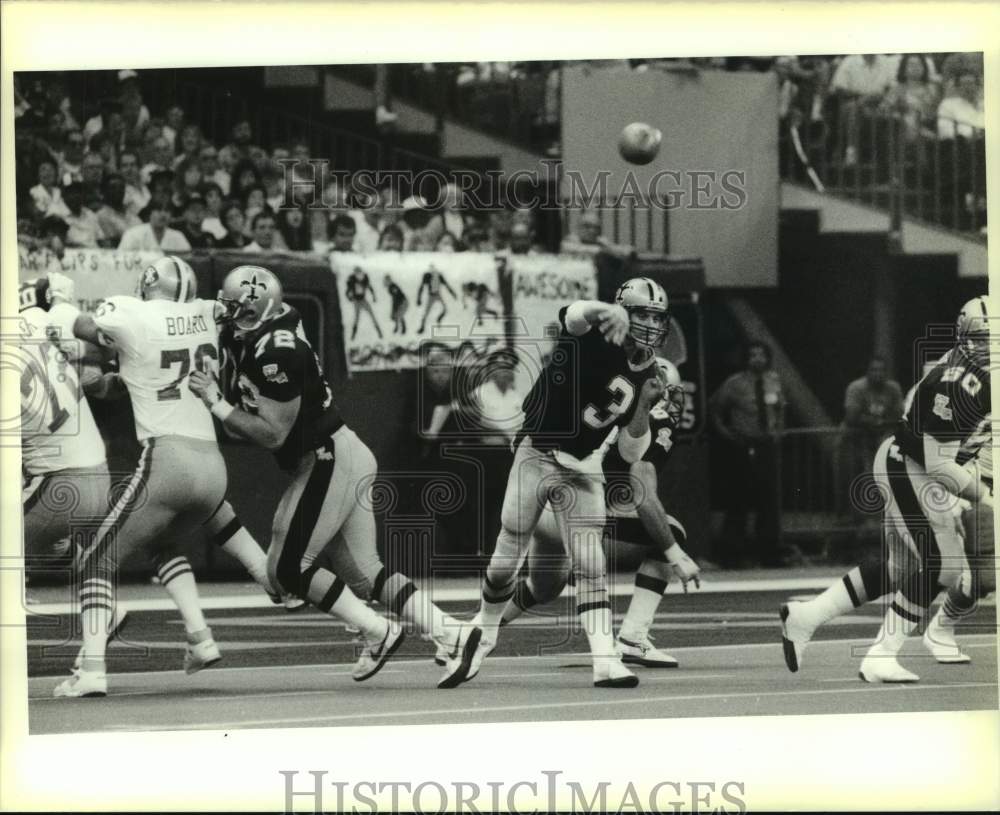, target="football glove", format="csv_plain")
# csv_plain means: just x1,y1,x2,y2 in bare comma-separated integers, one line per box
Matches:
665,544,701,592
